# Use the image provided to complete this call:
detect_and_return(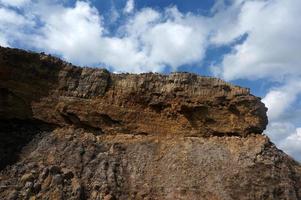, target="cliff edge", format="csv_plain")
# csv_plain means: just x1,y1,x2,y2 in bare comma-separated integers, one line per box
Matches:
0,47,300,200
